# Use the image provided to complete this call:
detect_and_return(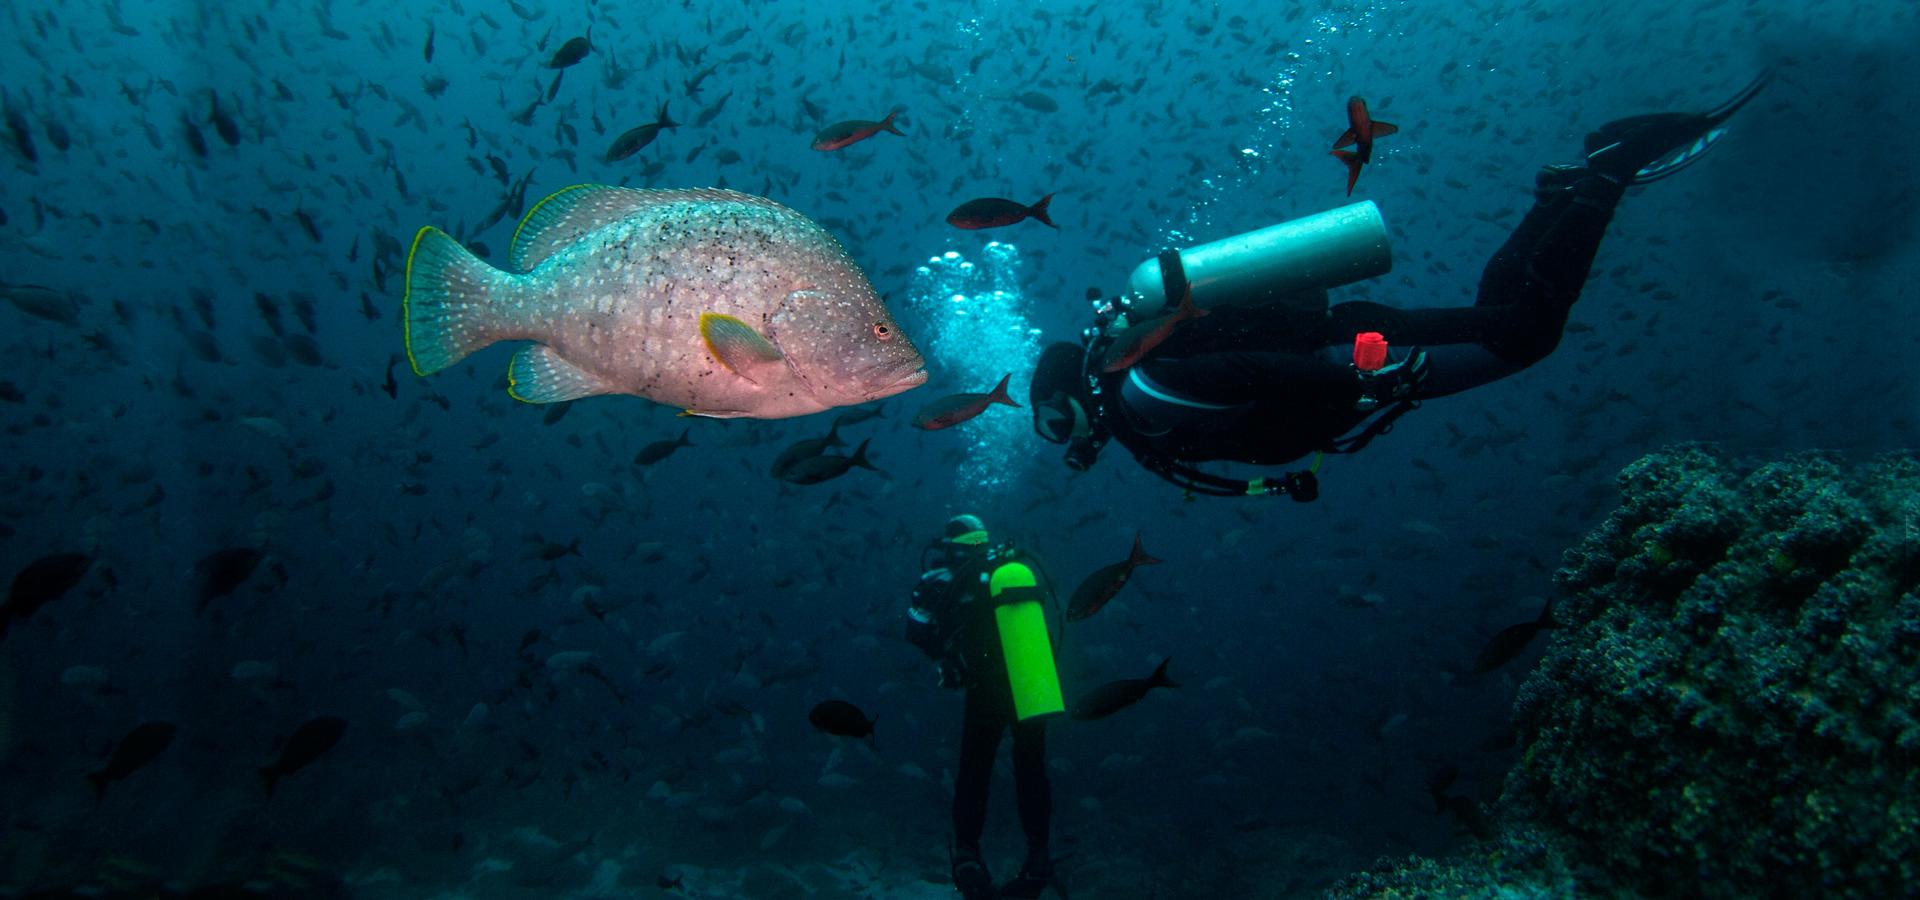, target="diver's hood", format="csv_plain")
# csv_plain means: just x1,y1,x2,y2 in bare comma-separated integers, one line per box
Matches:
1034,392,1088,445
1030,341,1087,444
